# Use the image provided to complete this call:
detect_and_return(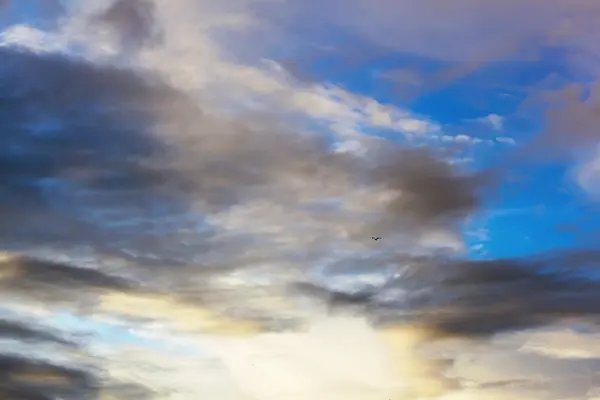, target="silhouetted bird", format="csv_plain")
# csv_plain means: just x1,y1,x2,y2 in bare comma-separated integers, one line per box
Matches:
372,236,381,241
